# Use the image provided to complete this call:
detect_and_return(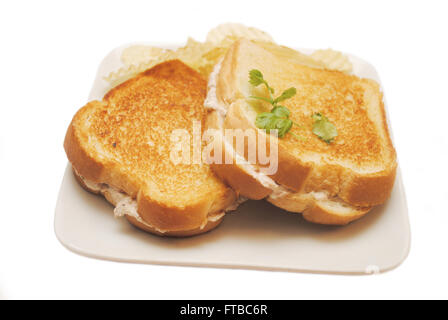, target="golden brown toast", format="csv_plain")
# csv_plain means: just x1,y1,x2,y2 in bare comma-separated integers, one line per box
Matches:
65,60,237,236
206,39,397,225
